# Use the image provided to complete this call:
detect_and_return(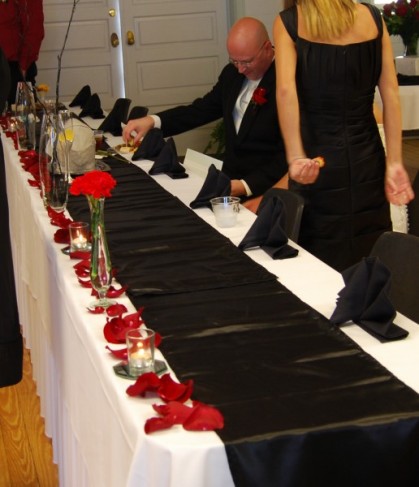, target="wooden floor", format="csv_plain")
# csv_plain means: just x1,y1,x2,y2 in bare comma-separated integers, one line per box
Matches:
0,346,58,487
403,135,419,180
0,137,417,487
